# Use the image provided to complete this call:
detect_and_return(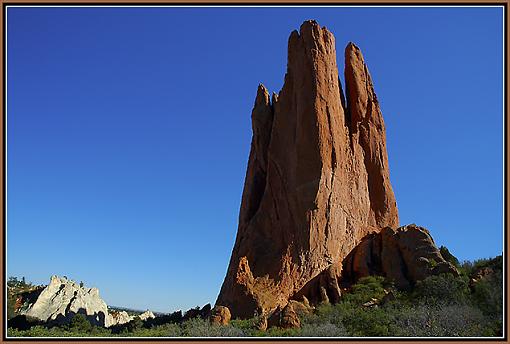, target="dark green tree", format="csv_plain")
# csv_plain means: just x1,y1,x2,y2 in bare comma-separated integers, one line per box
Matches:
7,277,19,287
69,314,92,333
127,316,143,332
